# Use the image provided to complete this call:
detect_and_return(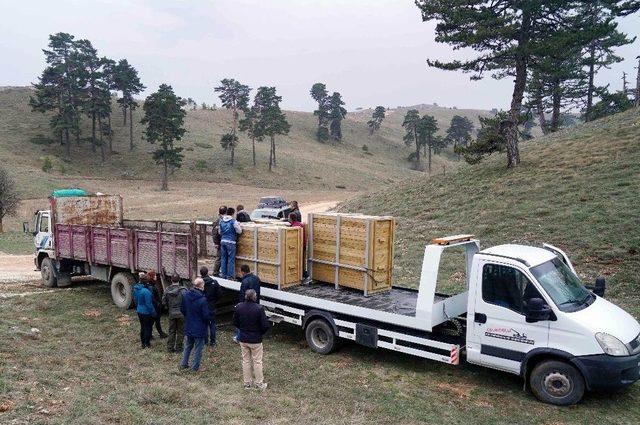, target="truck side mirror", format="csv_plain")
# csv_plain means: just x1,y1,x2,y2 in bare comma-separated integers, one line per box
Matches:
525,297,552,323
22,221,30,234
593,277,606,297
